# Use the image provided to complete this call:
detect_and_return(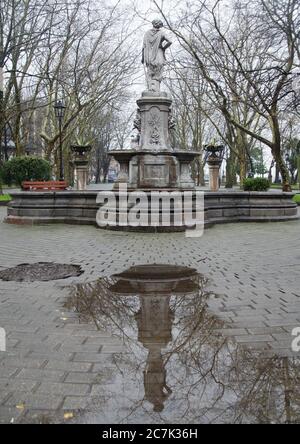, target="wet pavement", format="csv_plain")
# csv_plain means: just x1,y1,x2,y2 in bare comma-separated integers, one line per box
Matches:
65,265,300,424
0,207,300,424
